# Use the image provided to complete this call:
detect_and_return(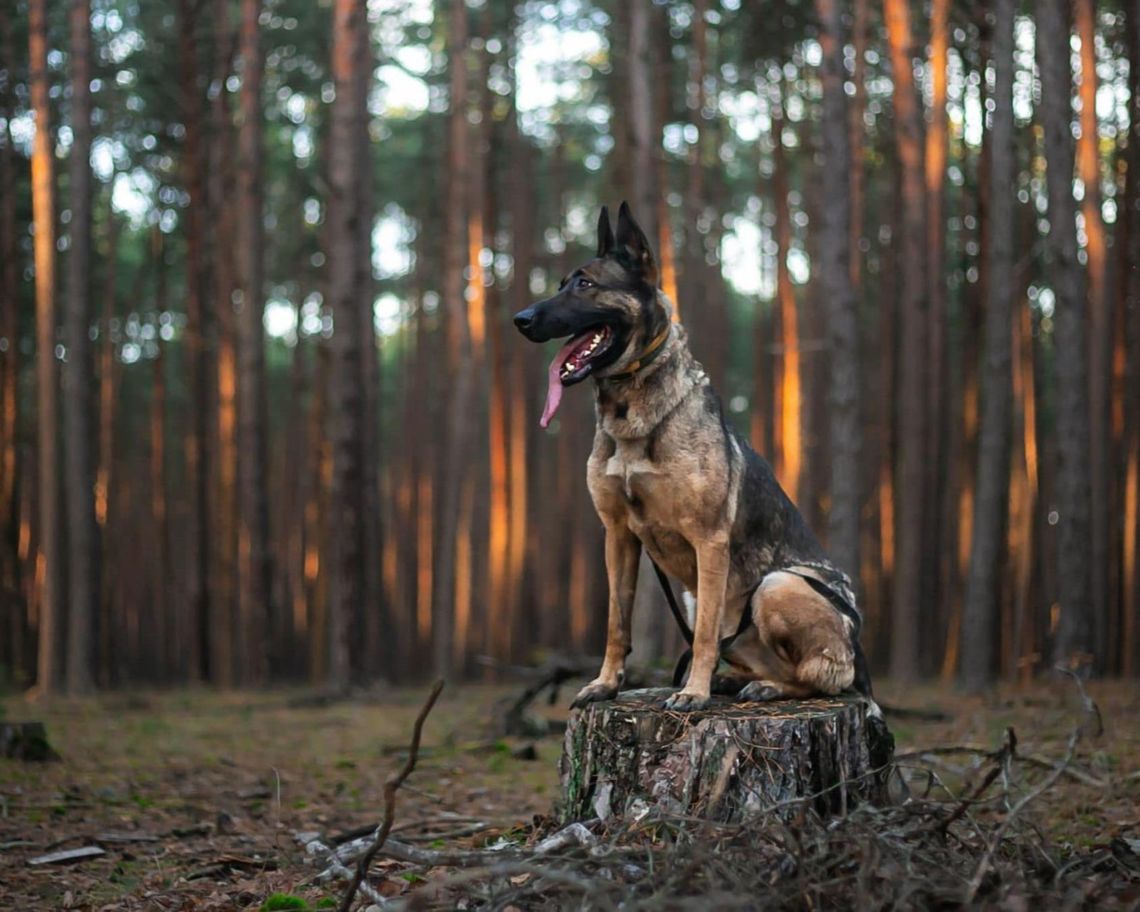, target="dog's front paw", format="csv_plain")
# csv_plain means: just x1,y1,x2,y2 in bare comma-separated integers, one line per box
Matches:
737,680,784,702
663,689,710,712
570,680,619,709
